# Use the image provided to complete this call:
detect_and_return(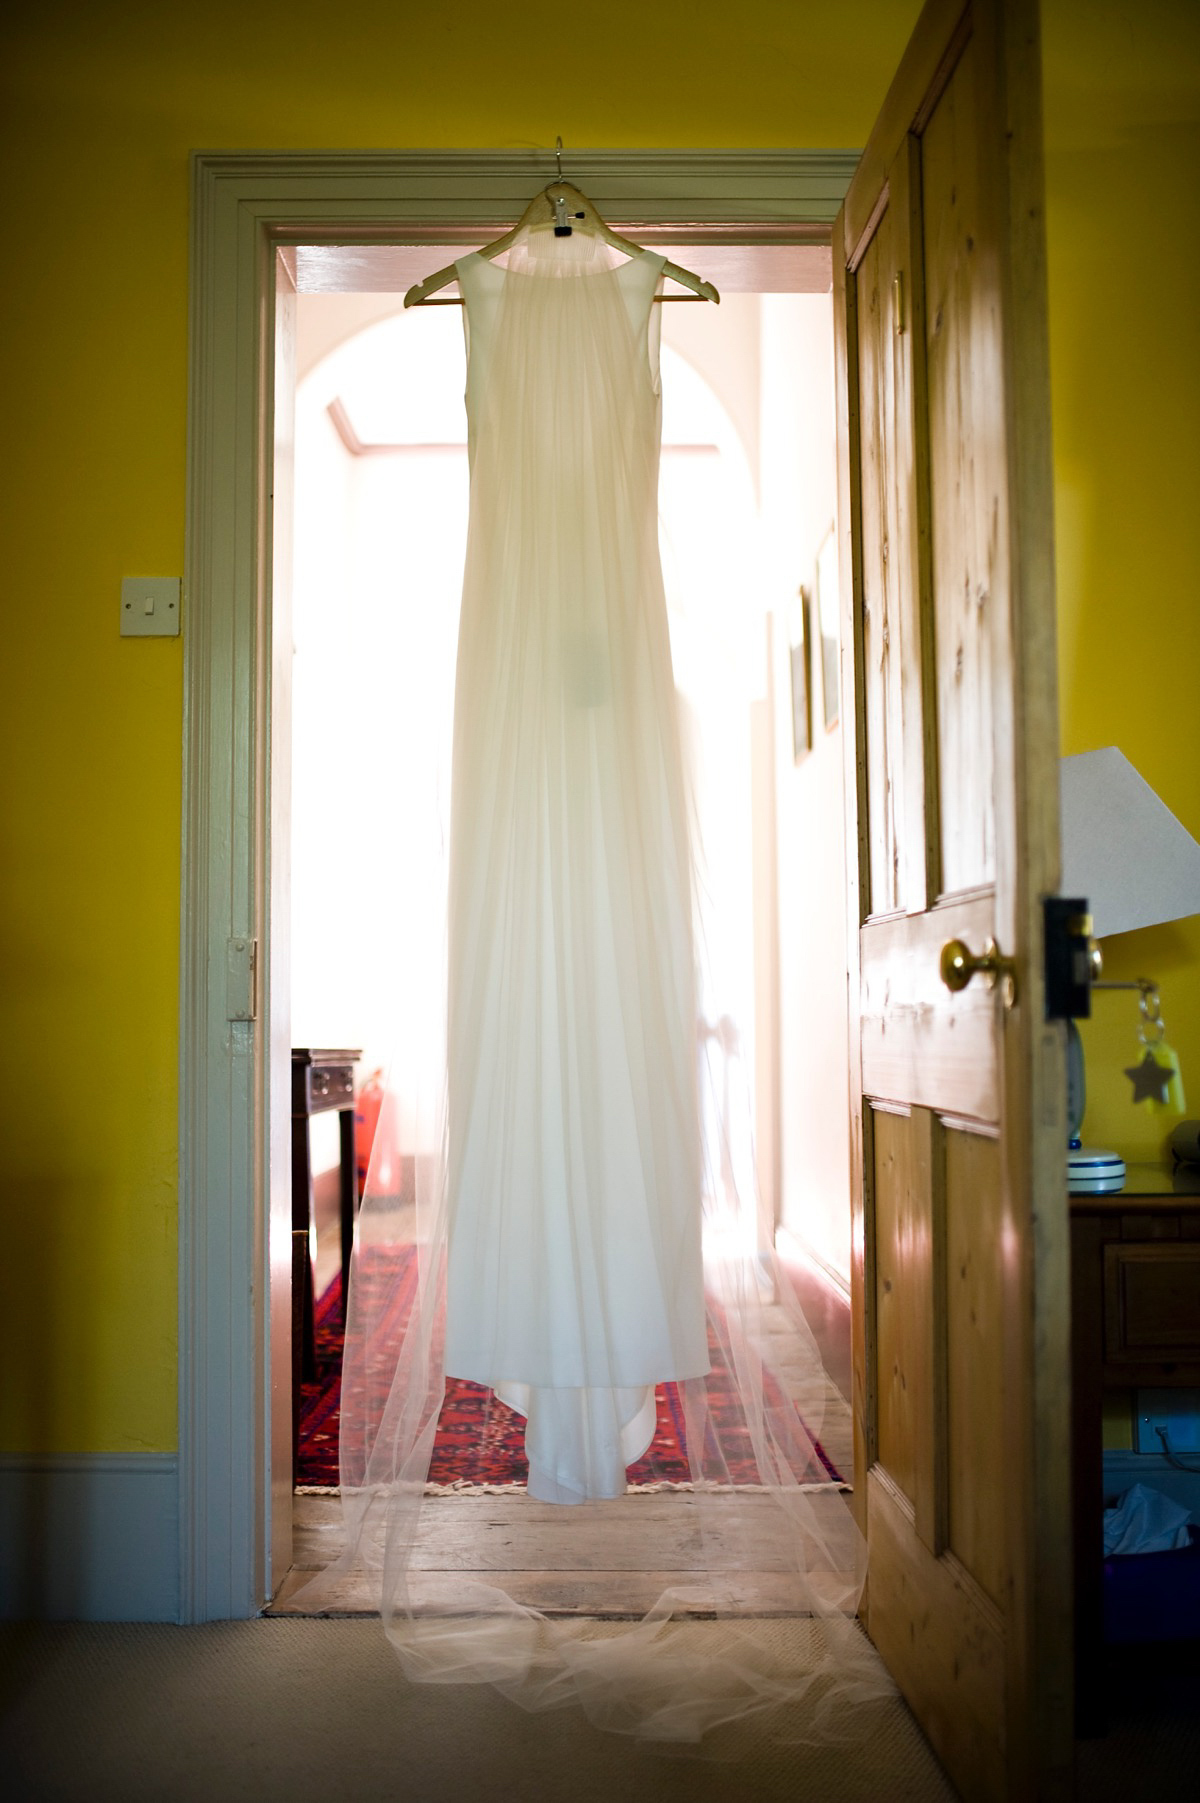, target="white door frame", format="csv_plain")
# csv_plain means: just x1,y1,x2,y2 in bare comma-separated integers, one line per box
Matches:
180,148,859,1622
